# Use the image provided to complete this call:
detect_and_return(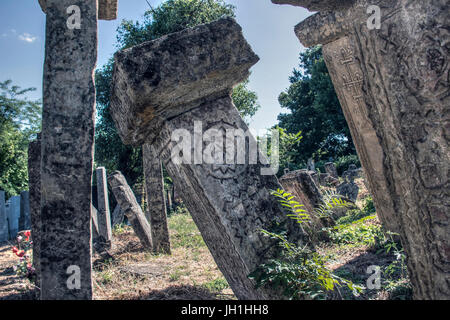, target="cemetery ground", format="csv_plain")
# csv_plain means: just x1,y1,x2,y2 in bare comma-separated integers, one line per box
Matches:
0,178,412,300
